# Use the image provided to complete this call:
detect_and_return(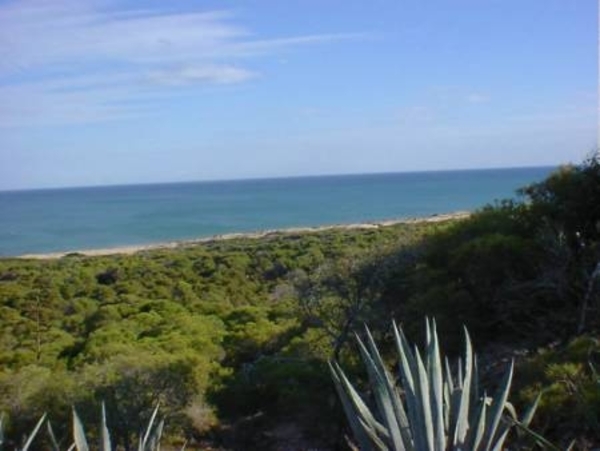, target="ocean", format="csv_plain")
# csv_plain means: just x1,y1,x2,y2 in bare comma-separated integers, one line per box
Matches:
0,167,555,256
